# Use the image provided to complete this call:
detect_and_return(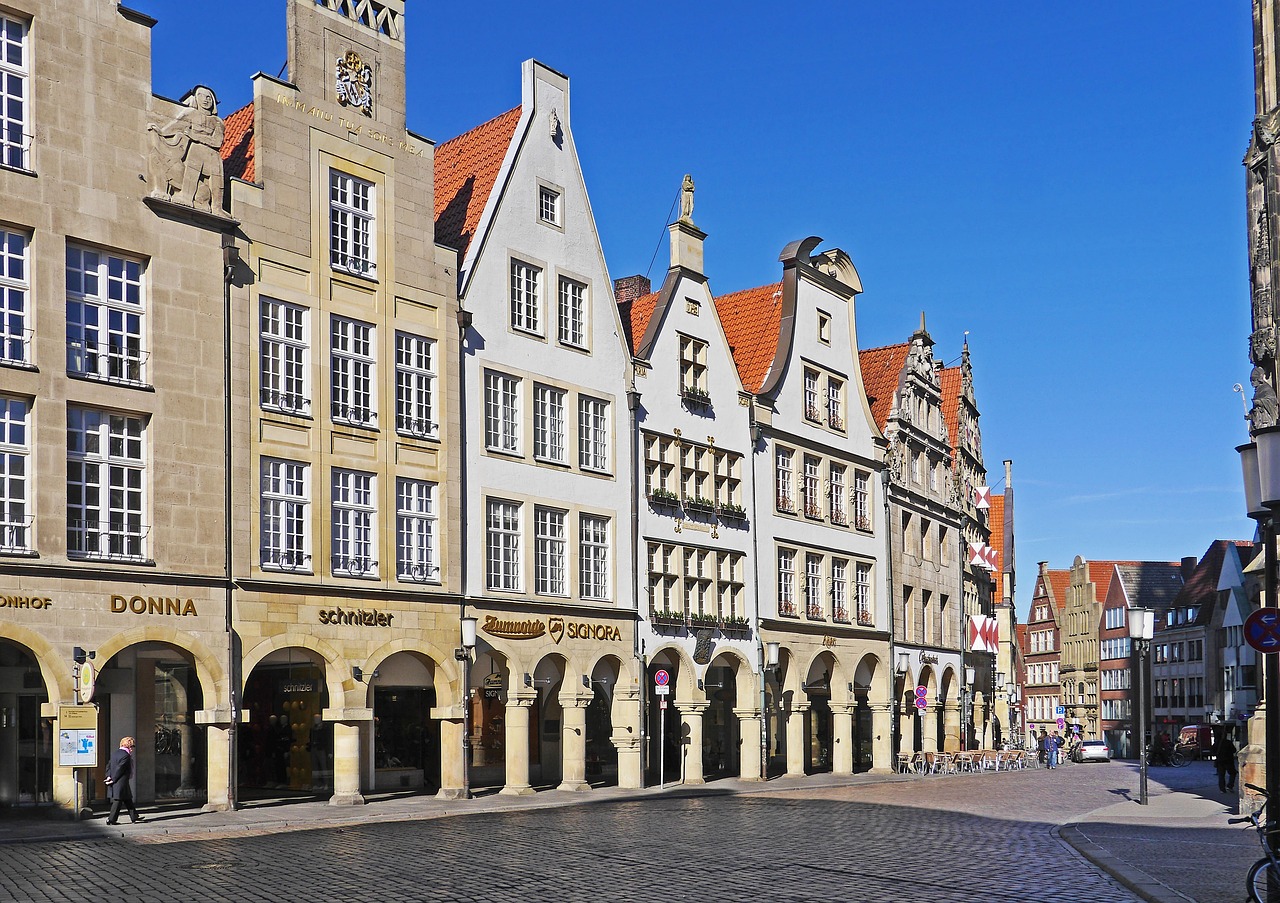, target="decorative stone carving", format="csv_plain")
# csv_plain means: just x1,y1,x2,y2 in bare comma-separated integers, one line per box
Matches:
549,108,560,141
148,86,225,212
679,174,695,224
1256,206,1272,270
335,50,373,117
1257,114,1279,153
1252,324,1276,366
1252,365,1279,430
